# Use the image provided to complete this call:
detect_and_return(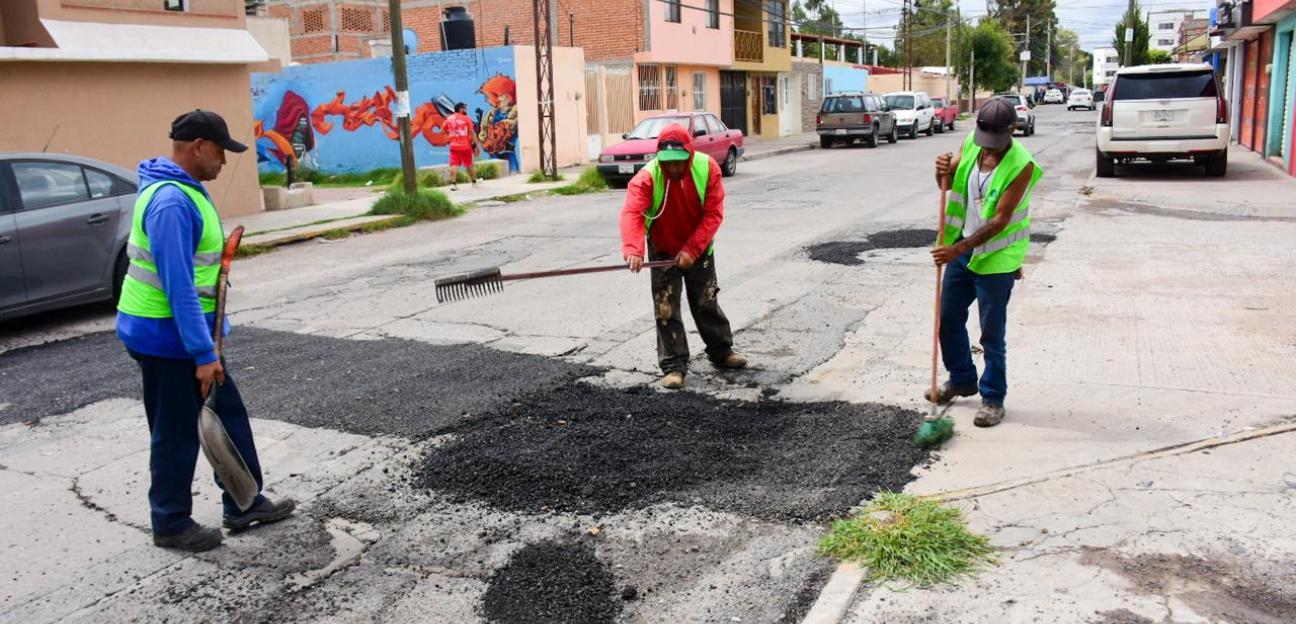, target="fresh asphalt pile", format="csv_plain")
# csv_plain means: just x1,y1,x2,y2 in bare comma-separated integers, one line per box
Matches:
805,228,938,266
481,540,622,624
418,383,929,522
